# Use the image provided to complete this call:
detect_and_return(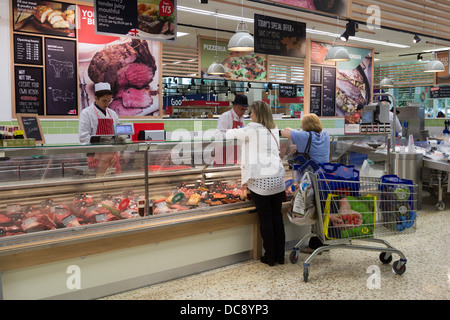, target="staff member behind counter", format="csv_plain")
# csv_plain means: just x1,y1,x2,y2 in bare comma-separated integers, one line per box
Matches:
215,94,248,139
214,94,248,165
78,82,121,175
79,82,119,144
